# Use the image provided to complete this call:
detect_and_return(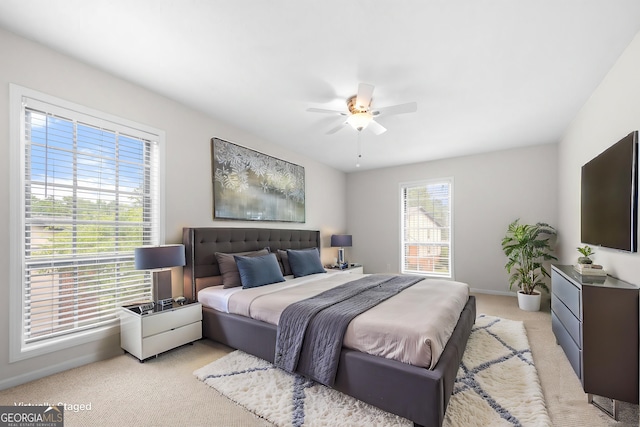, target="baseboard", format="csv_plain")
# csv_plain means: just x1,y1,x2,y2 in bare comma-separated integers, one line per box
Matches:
0,347,122,391
470,288,516,297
